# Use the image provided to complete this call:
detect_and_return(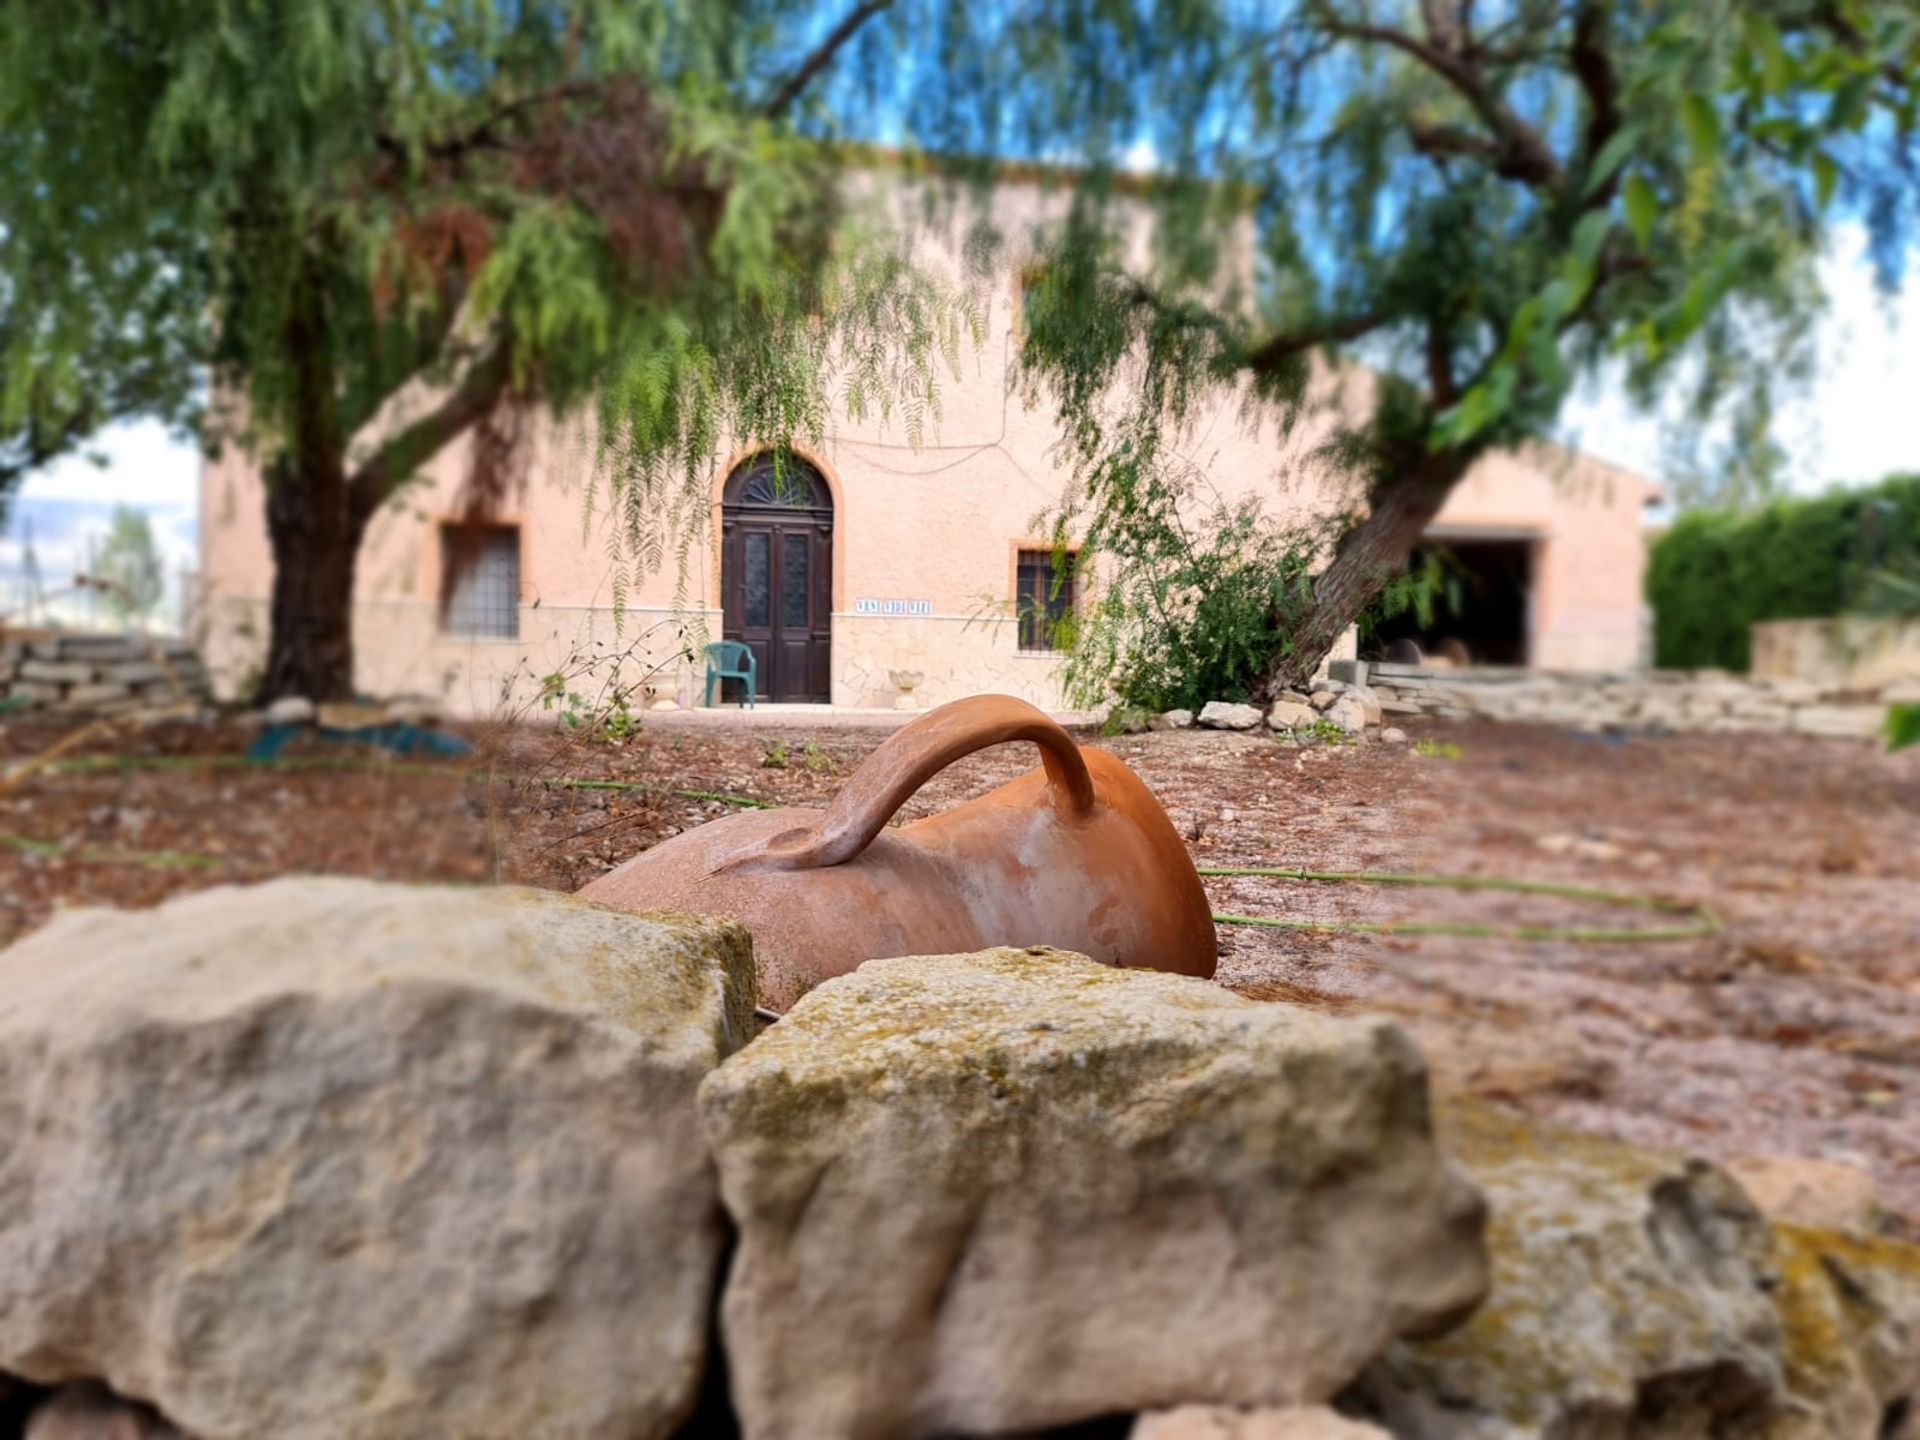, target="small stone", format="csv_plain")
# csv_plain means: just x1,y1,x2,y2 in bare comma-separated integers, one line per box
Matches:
1278,690,1312,706
1535,832,1625,863
1268,701,1316,731
262,694,315,725
56,682,135,710
104,662,175,687
1349,686,1384,727
1380,727,1409,745
385,695,442,723
1726,1154,1880,1234
1325,696,1368,734
20,660,96,684
1793,705,1884,739
1149,708,1196,731
1198,700,1264,730
1309,690,1338,711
